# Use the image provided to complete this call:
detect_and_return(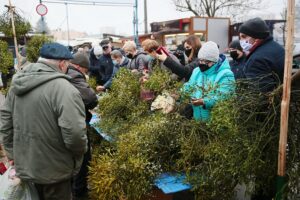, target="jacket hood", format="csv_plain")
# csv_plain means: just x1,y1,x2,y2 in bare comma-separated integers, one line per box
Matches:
11,61,70,96
120,57,130,67
216,54,230,71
